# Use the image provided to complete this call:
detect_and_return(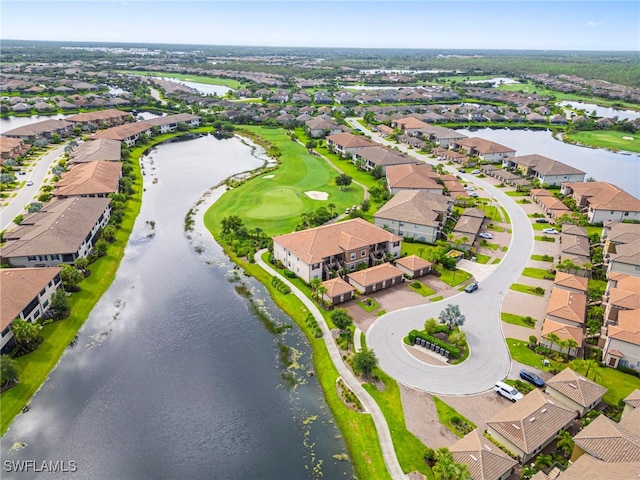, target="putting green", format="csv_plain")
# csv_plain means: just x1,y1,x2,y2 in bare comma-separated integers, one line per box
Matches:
205,127,363,236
